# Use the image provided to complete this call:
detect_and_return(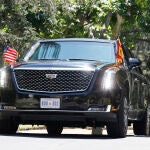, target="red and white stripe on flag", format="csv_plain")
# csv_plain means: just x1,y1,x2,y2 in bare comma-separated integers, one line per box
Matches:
3,47,18,64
